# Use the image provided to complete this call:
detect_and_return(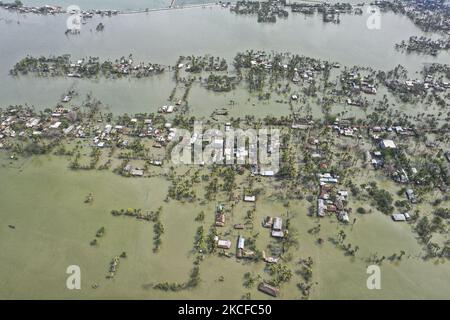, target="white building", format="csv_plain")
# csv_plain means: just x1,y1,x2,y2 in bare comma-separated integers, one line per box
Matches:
380,139,397,149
